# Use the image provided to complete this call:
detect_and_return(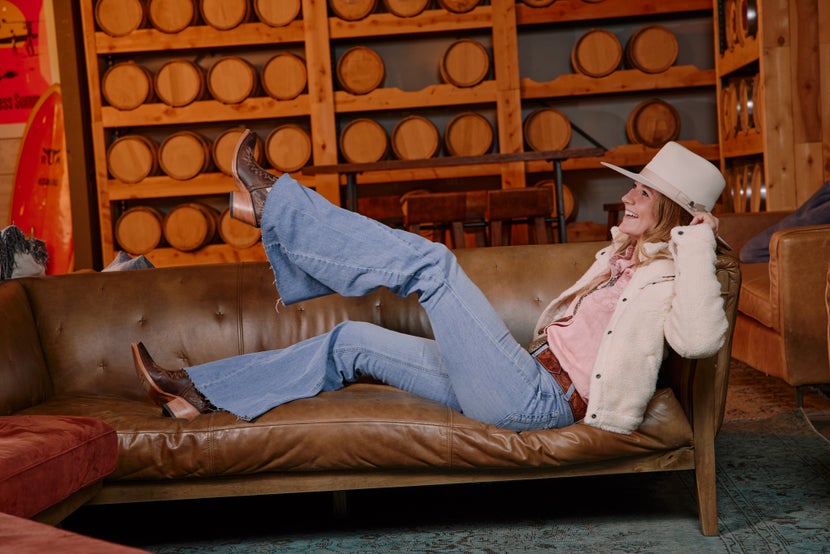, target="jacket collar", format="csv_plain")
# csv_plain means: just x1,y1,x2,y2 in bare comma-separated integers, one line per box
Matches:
609,226,670,261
